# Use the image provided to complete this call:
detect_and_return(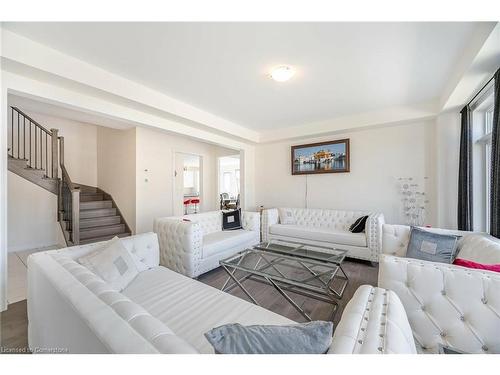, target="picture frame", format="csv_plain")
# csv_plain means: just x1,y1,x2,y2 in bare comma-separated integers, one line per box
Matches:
291,139,350,175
